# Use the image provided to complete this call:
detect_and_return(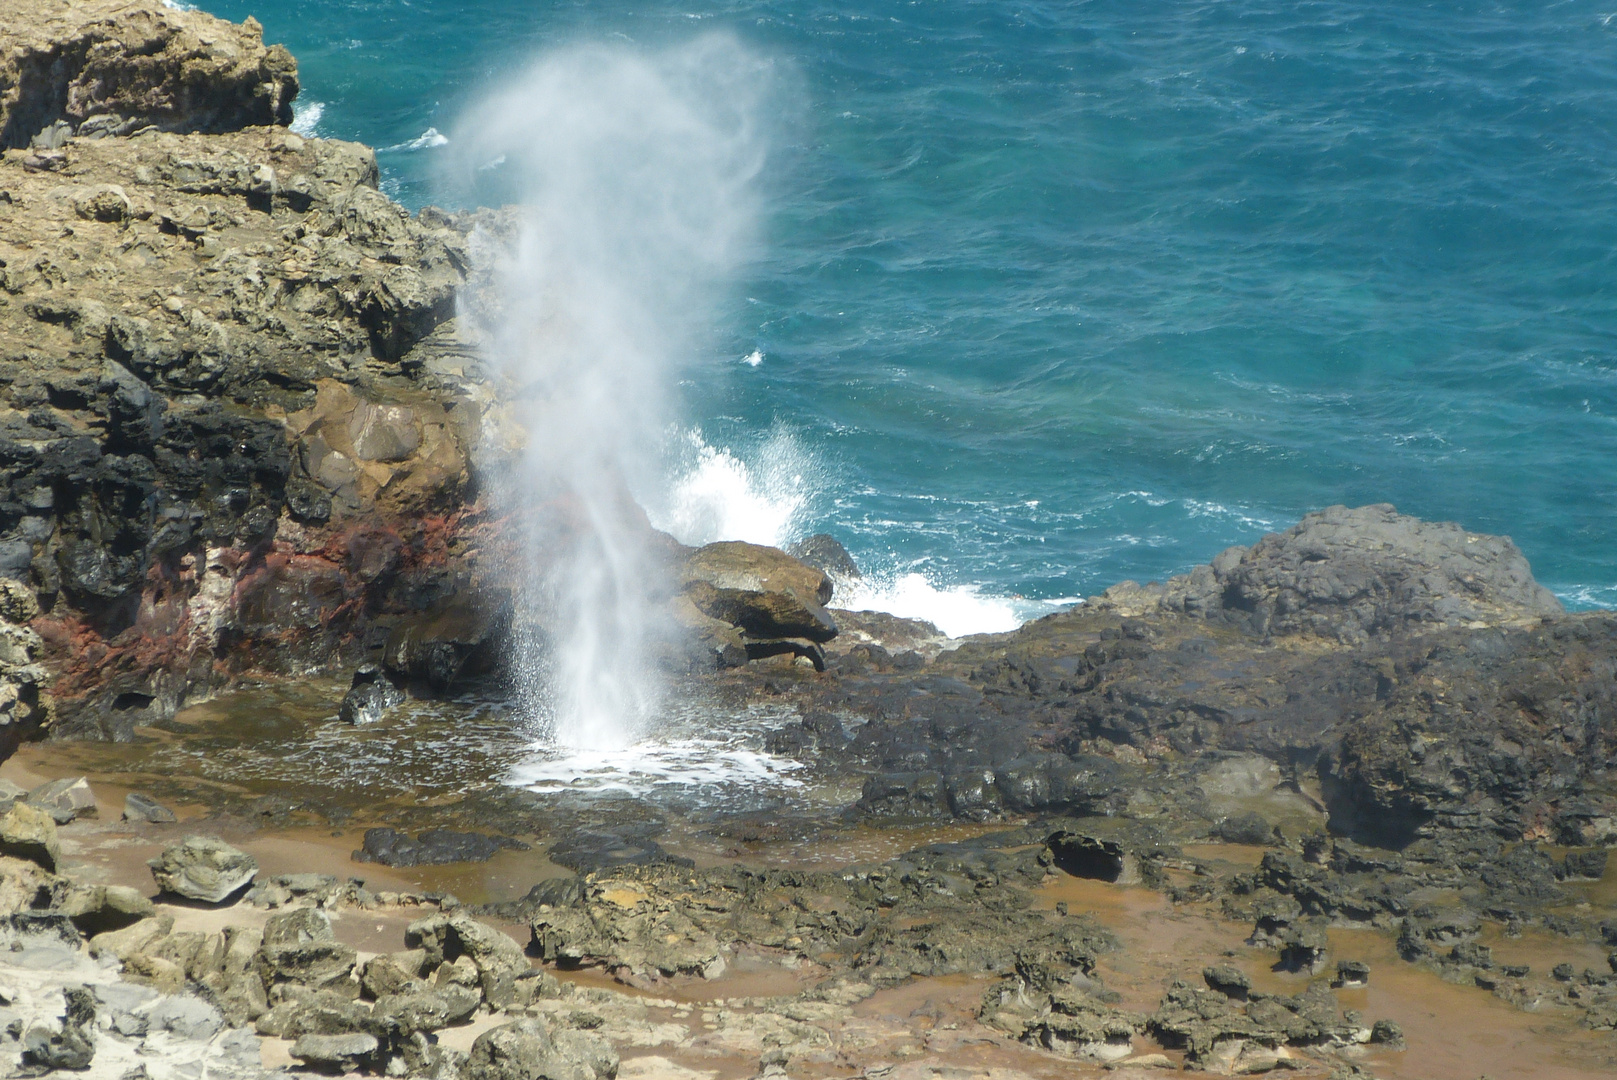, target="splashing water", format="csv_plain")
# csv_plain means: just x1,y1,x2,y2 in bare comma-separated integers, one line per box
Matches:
449,36,775,750
649,427,816,548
